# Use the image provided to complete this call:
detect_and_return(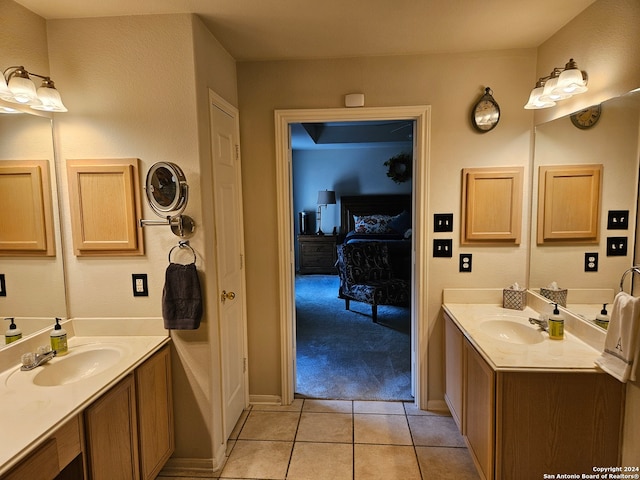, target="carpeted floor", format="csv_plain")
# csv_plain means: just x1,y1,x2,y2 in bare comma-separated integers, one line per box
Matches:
295,274,412,401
